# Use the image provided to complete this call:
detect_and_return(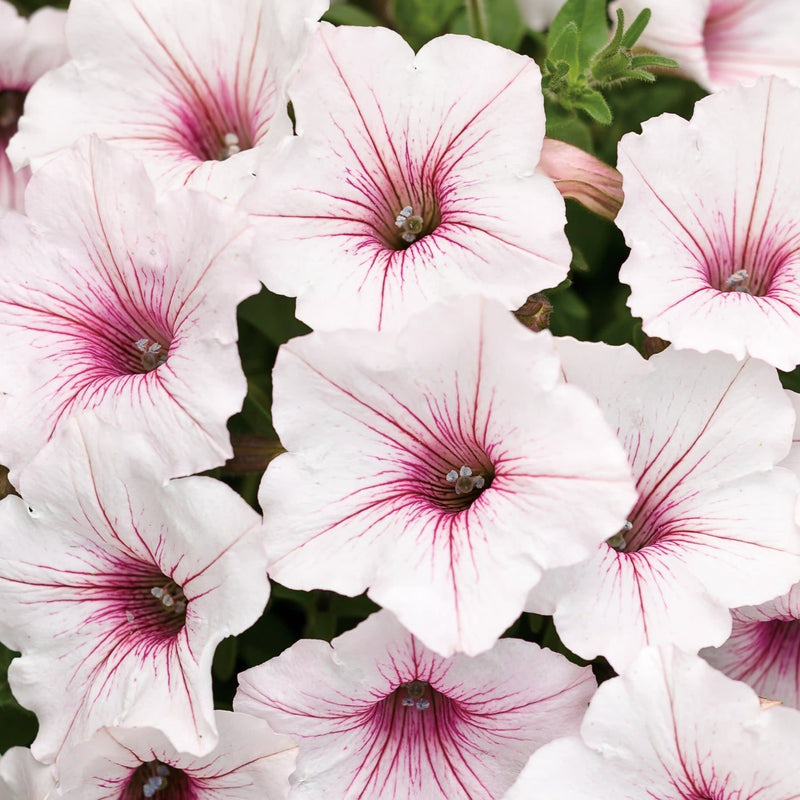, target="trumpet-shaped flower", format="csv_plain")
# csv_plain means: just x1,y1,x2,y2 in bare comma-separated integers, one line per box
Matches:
0,136,258,481
262,296,636,656
702,583,800,710
8,0,327,202
0,0,66,211
617,77,800,370
702,389,800,707
505,647,800,799
244,25,571,331
526,341,800,670
236,610,595,800
0,416,269,762
610,0,800,91
56,712,296,800
0,748,54,800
